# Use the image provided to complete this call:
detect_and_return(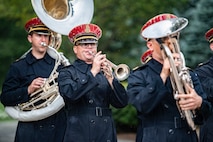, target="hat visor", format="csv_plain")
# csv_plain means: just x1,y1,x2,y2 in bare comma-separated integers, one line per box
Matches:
77,40,98,44
34,31,51,35
75,38,98,45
